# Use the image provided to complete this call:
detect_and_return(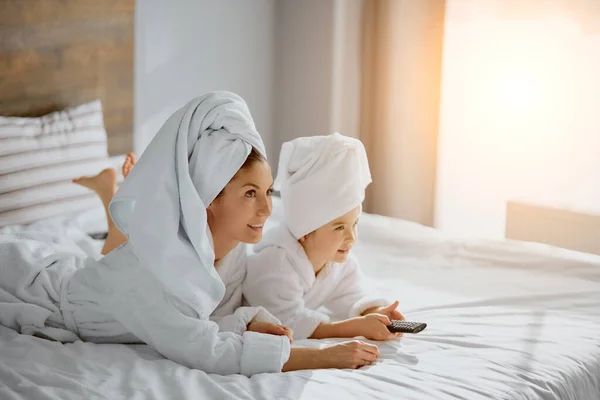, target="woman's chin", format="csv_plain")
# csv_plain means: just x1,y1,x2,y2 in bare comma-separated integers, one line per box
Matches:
239,228,263,244
243,236,262,244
